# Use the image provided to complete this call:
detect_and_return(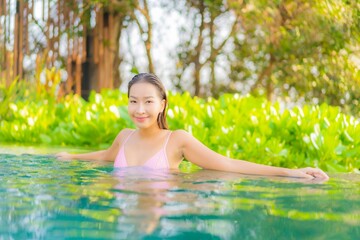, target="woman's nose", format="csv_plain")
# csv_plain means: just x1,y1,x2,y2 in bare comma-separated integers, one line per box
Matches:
136,104,145,113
